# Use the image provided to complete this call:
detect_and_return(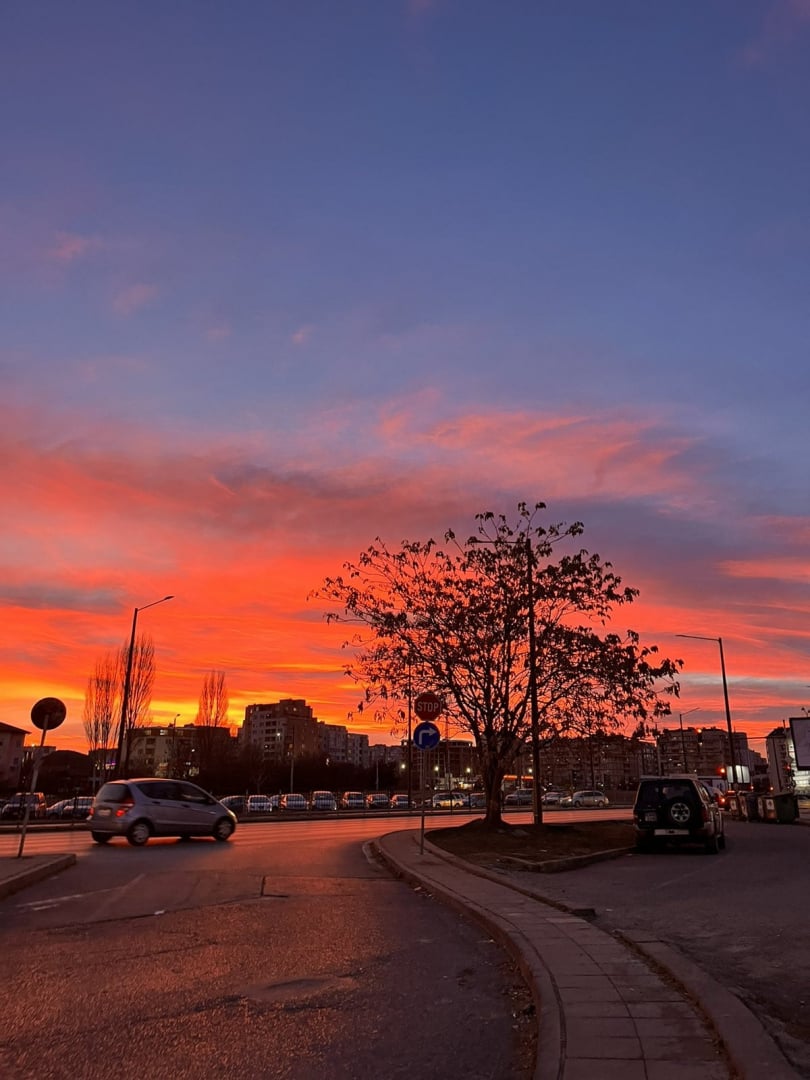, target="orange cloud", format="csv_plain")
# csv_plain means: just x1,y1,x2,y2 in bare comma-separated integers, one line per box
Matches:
1,395,808,754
